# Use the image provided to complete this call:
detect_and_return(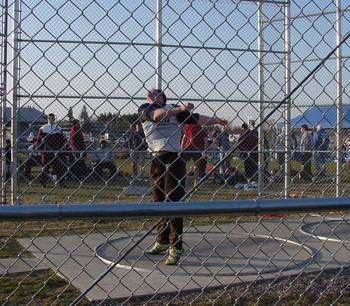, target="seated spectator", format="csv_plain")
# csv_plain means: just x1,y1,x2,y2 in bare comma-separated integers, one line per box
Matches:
129,122,148,178
225,166,246,186
207,129,222,183
22,139,41,180
218,128,231,174
91,140,117,179
181,123,208,186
